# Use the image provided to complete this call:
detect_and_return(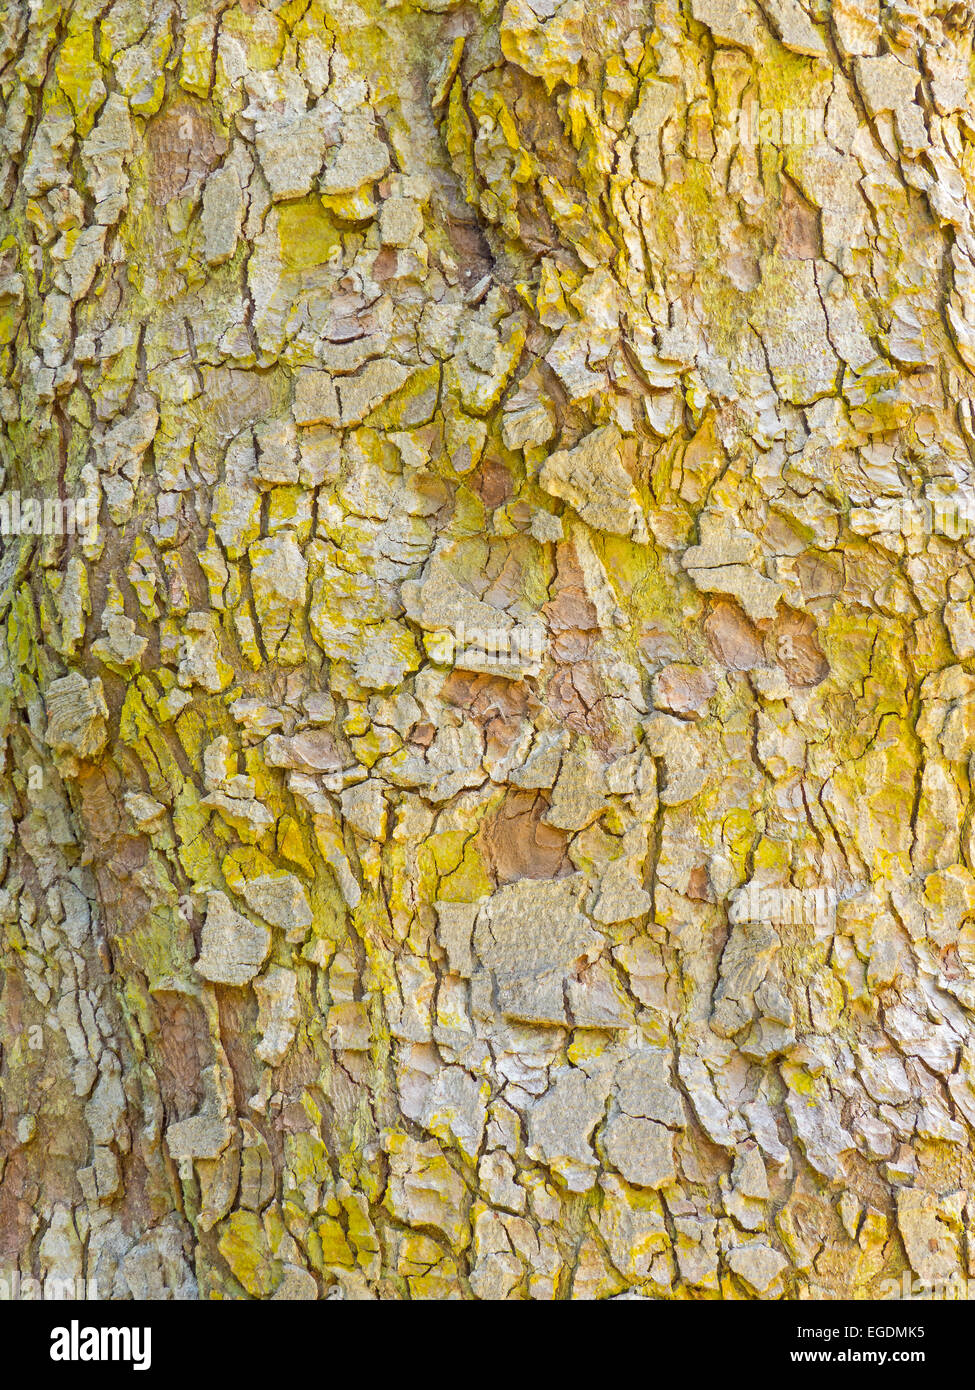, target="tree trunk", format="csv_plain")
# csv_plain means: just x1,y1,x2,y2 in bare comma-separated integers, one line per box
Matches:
2,0,975,1301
